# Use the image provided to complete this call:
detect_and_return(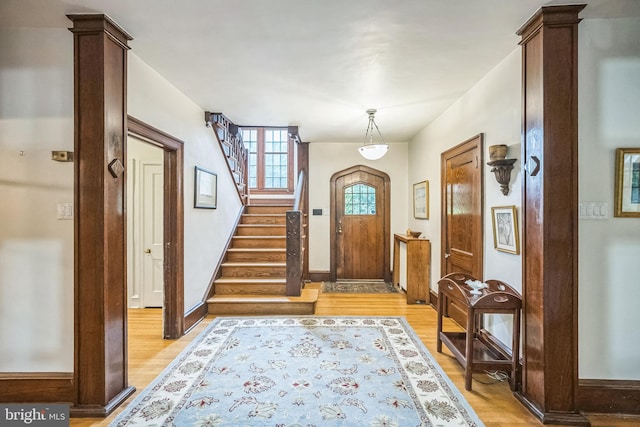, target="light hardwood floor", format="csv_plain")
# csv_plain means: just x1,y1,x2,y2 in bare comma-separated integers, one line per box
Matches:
70,290,639,426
